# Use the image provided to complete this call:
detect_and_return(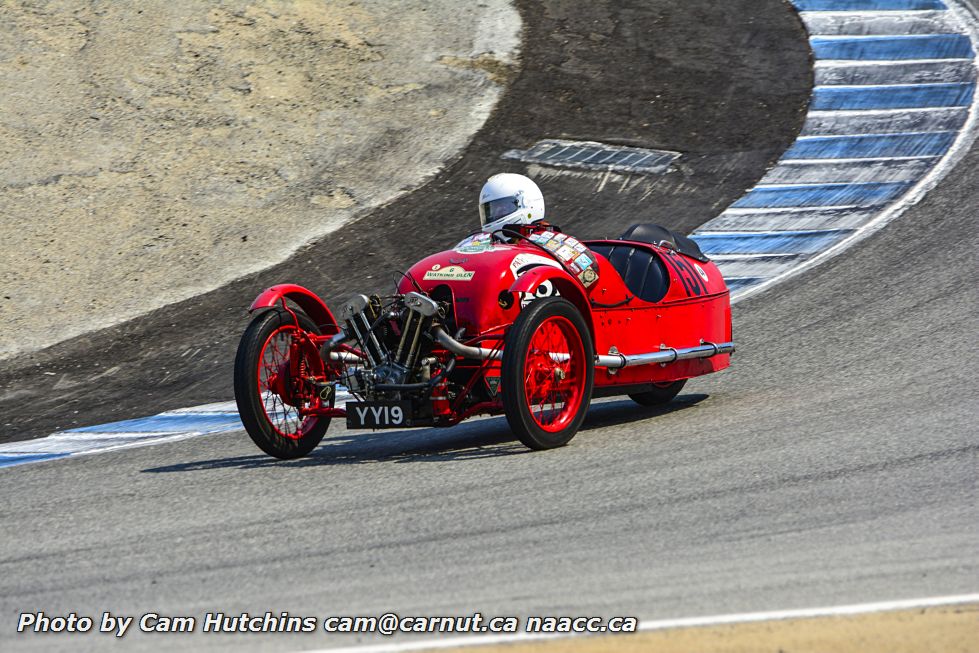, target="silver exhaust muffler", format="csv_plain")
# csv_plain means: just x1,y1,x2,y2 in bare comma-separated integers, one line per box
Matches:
595,341,735,369
434,327,733,368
